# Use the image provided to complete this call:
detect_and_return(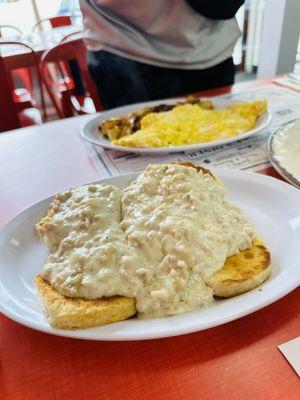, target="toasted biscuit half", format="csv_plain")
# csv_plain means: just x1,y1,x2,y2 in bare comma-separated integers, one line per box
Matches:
173,161,222,186
205,237,271,298
173,161,215,179
35,275,136,330
174,162,271,297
